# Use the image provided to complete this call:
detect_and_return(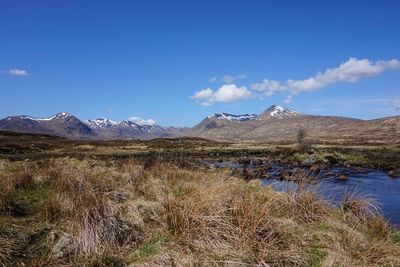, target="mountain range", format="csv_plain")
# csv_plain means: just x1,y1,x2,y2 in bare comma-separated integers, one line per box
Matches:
0,112,186,140
1,105,399,144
